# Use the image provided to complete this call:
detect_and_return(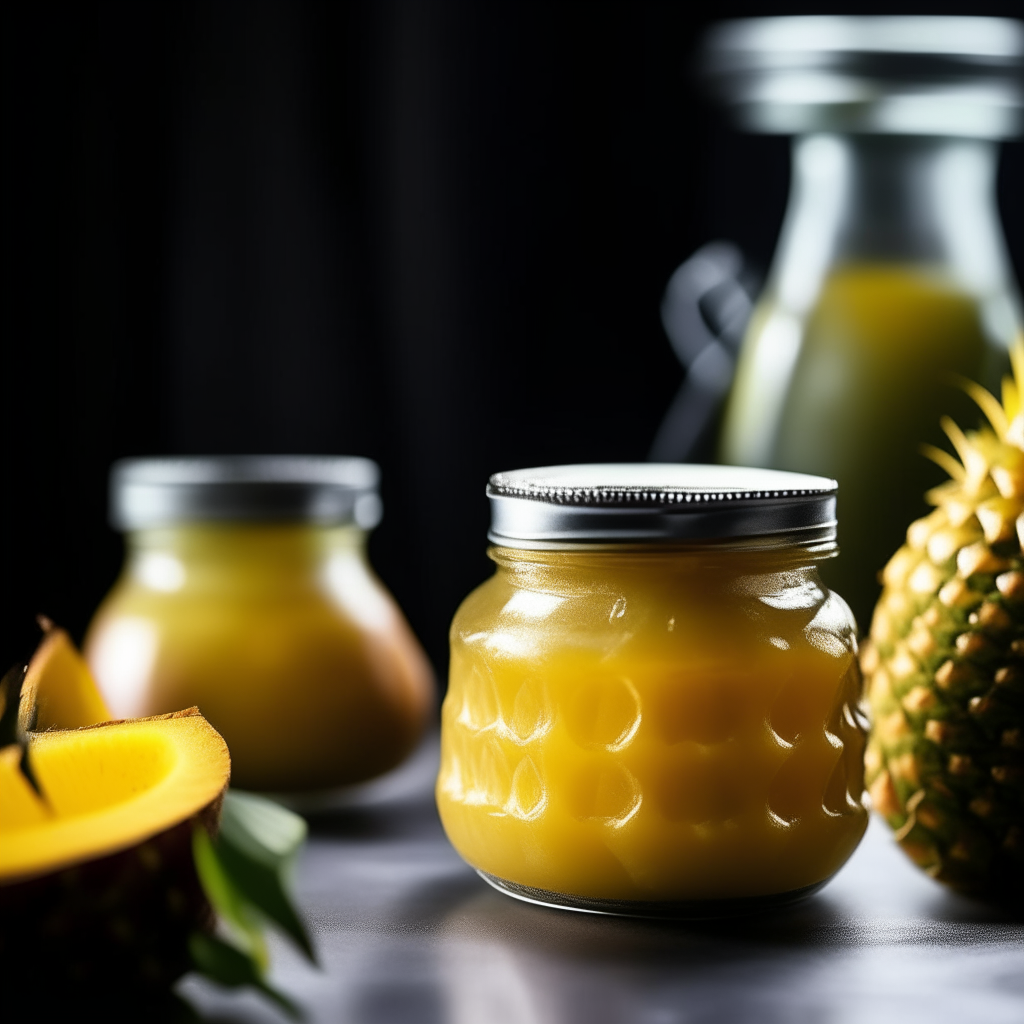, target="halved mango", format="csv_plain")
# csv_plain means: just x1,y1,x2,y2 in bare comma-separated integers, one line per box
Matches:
1,707,230,883
0,705,231,1000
